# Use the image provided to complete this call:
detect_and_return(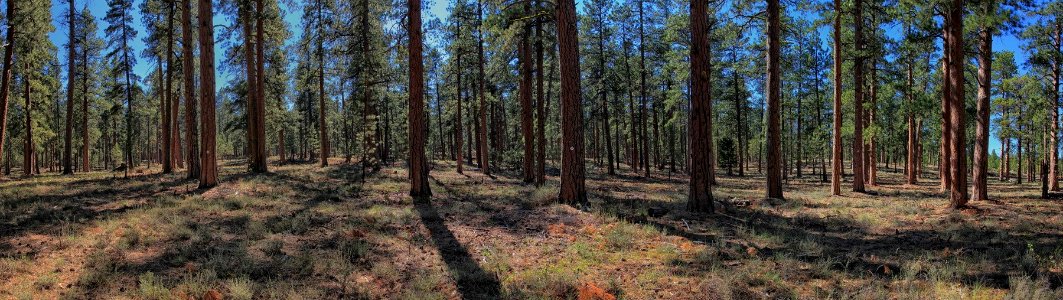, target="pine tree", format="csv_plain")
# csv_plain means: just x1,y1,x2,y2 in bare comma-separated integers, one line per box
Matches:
198,0,218,188
765,0,784,199
104,0,138,178
688,0,714,212
556,0,586,206
408,0,430,198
